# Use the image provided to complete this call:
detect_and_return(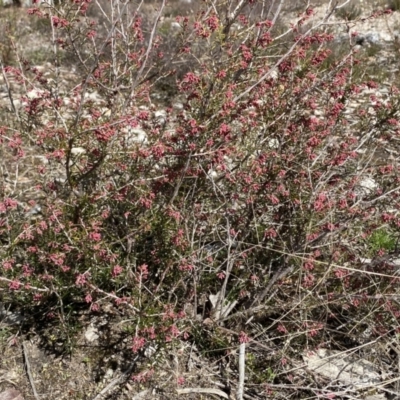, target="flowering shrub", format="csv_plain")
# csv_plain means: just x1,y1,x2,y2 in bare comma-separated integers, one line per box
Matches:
0,0,400,395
